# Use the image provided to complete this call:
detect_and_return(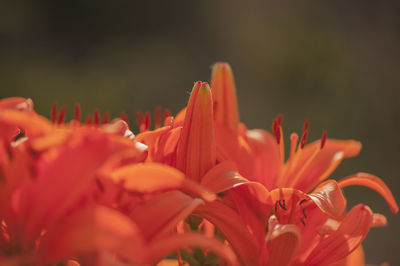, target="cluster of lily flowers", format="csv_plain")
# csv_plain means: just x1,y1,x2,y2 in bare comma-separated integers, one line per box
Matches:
0,63,398,266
